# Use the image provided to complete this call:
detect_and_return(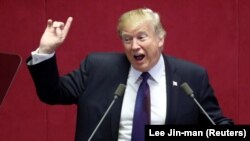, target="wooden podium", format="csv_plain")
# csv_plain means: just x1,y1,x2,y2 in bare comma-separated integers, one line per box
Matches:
0,52,21,105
